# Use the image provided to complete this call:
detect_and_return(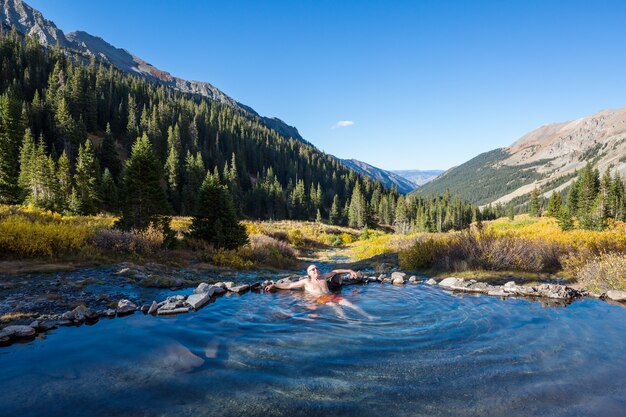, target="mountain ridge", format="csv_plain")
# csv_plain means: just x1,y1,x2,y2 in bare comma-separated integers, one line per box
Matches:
414,107,626,206
338,159,419,194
